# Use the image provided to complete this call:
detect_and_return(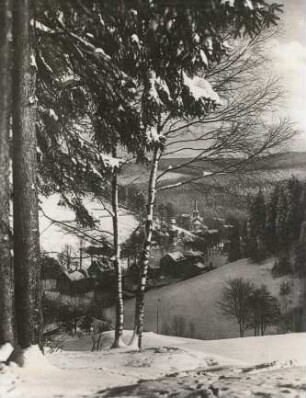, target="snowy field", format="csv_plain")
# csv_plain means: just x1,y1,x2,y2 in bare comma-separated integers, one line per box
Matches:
0,331,305,398
40,194,138,267
105,258,301,340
